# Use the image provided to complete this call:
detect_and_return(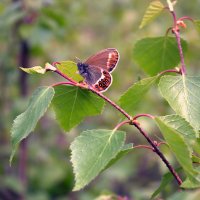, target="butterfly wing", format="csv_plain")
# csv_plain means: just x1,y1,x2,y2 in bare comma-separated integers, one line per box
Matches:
84,65,102,85
85,65,112,92
84,48,119,73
